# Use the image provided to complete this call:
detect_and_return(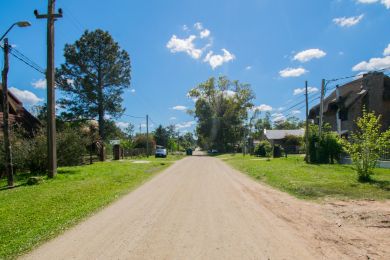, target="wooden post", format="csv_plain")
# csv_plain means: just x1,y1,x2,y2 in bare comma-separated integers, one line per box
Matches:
146,115,149,157
2,38,14,187
35,0,62,178
319,79,325,137
305,80,309,163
